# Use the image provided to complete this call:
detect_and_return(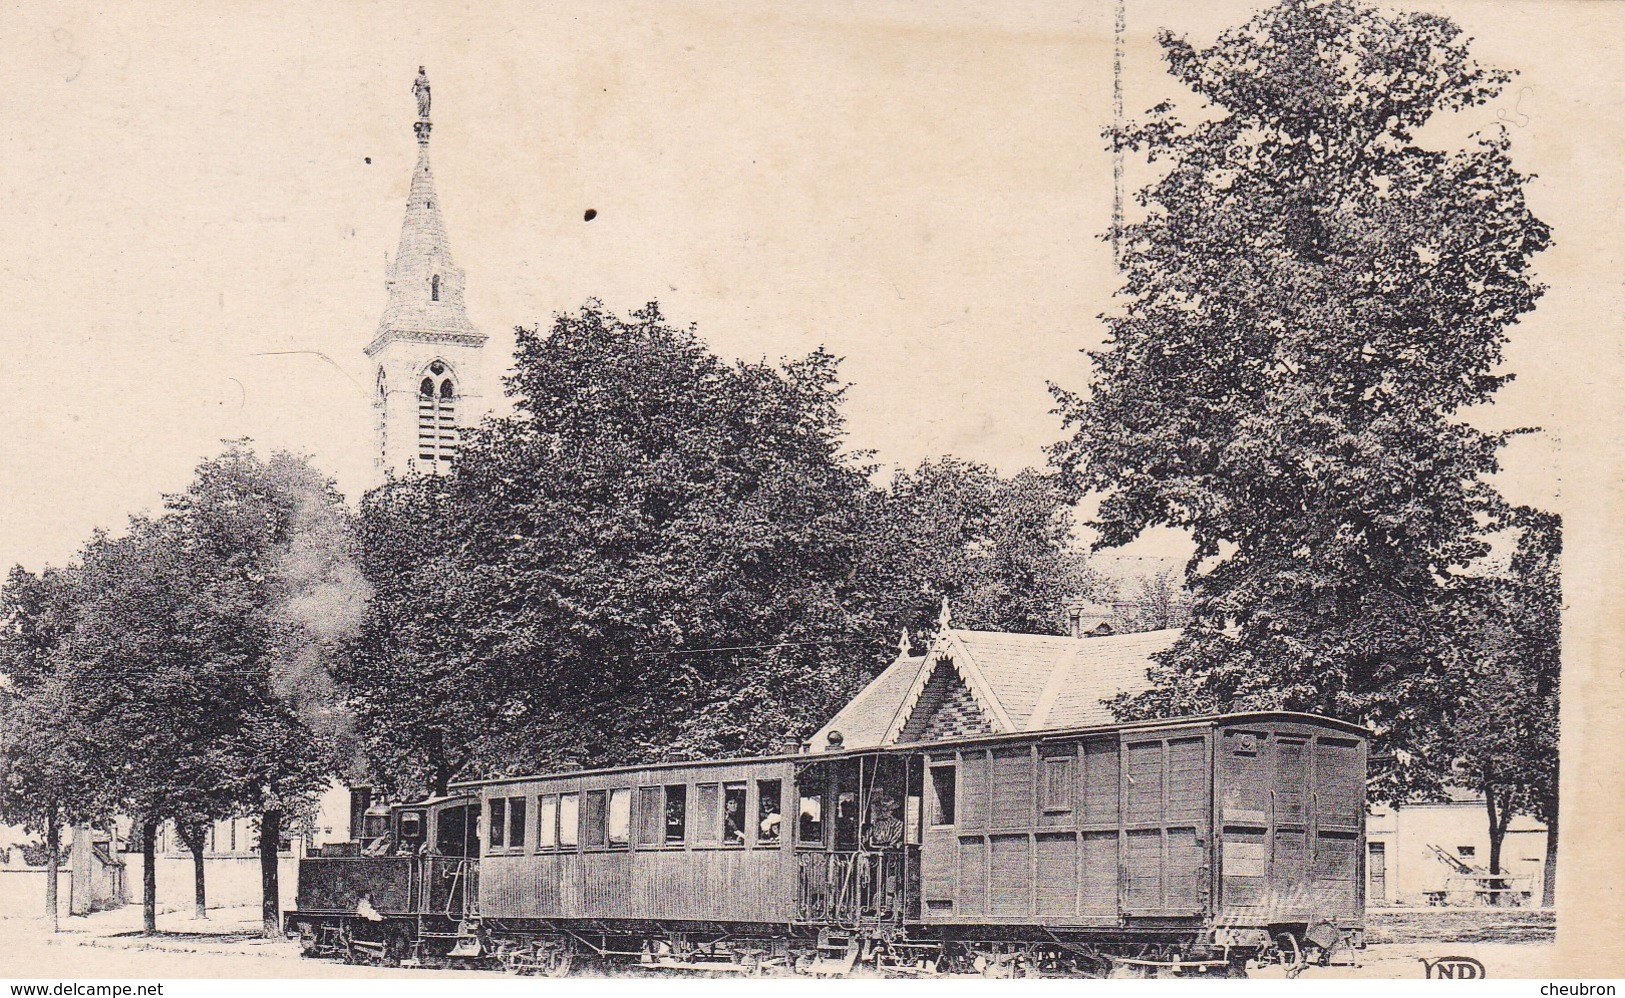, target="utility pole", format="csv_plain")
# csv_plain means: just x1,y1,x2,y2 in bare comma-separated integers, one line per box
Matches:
1112,0,1126,272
